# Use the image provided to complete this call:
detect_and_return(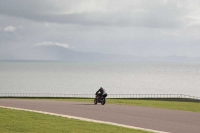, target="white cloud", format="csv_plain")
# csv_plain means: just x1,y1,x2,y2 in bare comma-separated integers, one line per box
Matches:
4,26,16,32
54,42,69,48
36,42,69,48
